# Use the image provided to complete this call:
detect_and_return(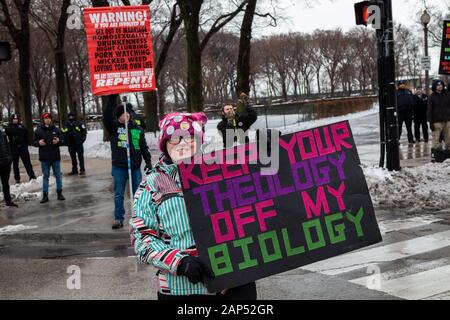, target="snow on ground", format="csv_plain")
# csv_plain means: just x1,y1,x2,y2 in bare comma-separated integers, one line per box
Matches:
29,104,379,159
0,176,52,203
277,104,379,135
0,224,38,235
363,160,450,213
